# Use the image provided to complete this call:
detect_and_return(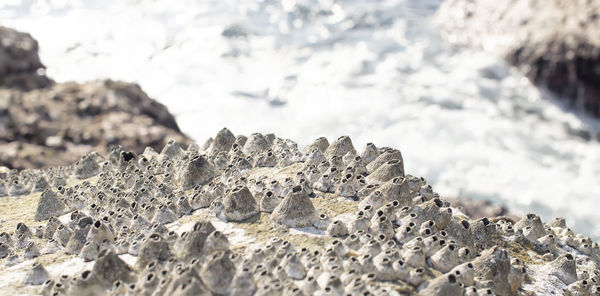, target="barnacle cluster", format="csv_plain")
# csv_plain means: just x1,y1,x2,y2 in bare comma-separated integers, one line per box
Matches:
0,128,599,295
